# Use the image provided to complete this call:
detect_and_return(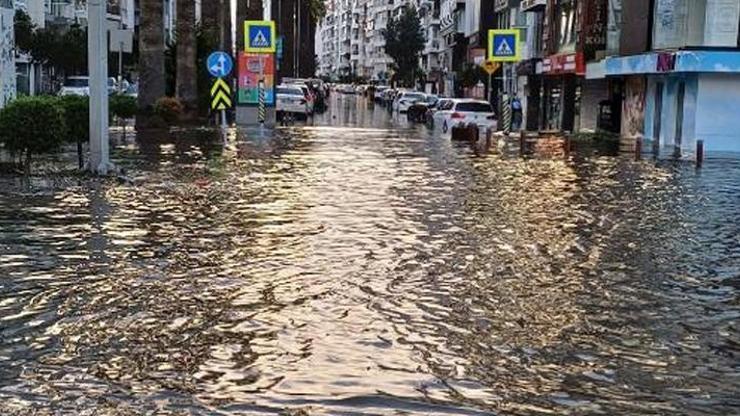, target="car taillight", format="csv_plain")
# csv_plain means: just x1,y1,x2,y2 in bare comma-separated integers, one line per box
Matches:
451,112,465,119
